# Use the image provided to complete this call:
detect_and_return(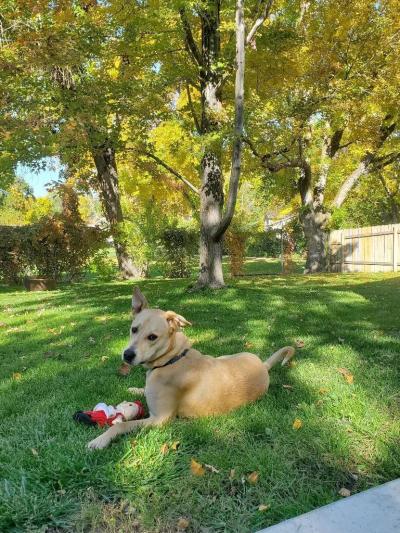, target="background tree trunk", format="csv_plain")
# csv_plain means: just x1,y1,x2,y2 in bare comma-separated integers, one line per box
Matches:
301,210,329,273
92,146,140,279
